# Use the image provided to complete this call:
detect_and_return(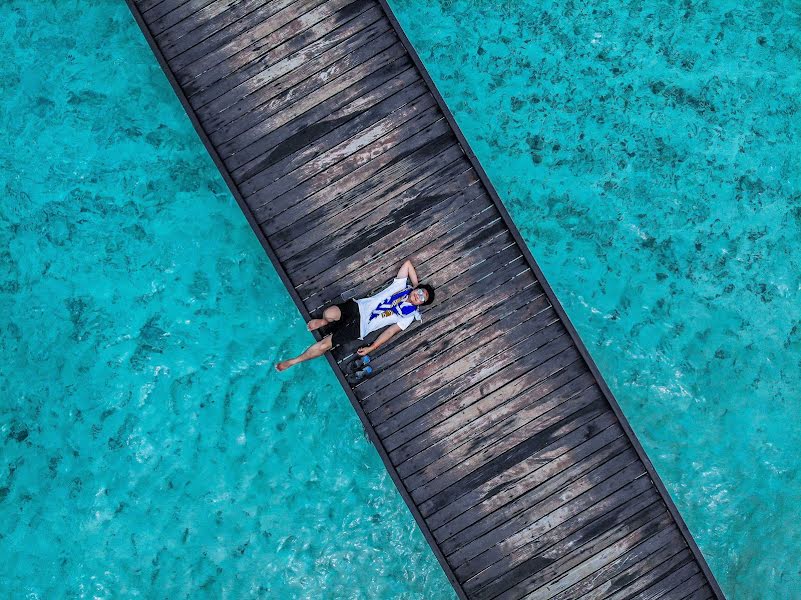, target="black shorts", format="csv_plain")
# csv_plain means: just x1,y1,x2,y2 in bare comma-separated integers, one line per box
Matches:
320,299,361,347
